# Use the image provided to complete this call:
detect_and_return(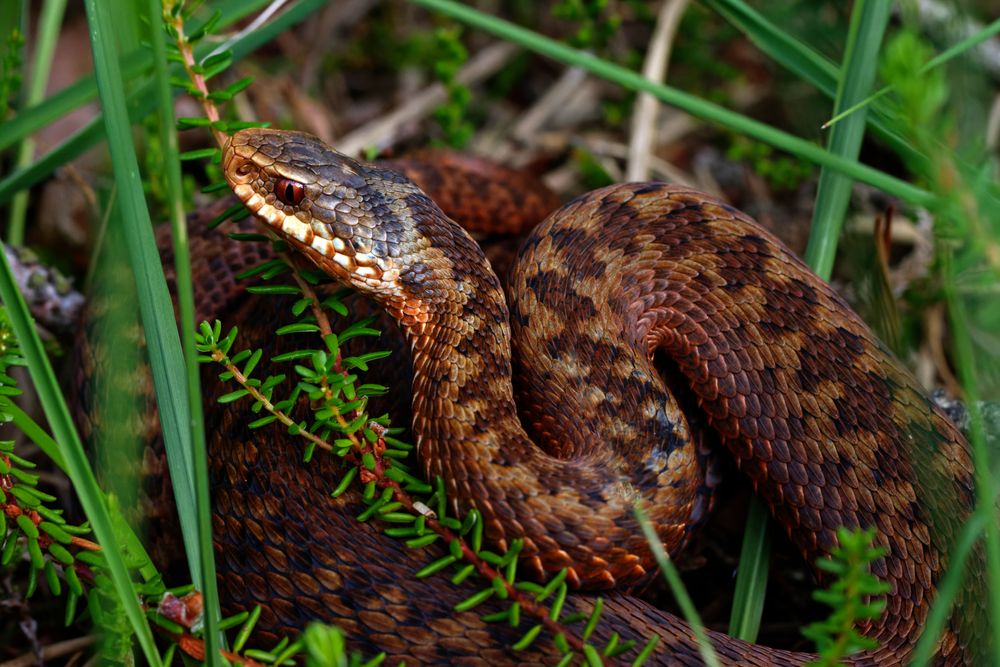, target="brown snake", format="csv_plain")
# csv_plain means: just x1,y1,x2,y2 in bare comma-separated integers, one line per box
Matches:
211,128,987,665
